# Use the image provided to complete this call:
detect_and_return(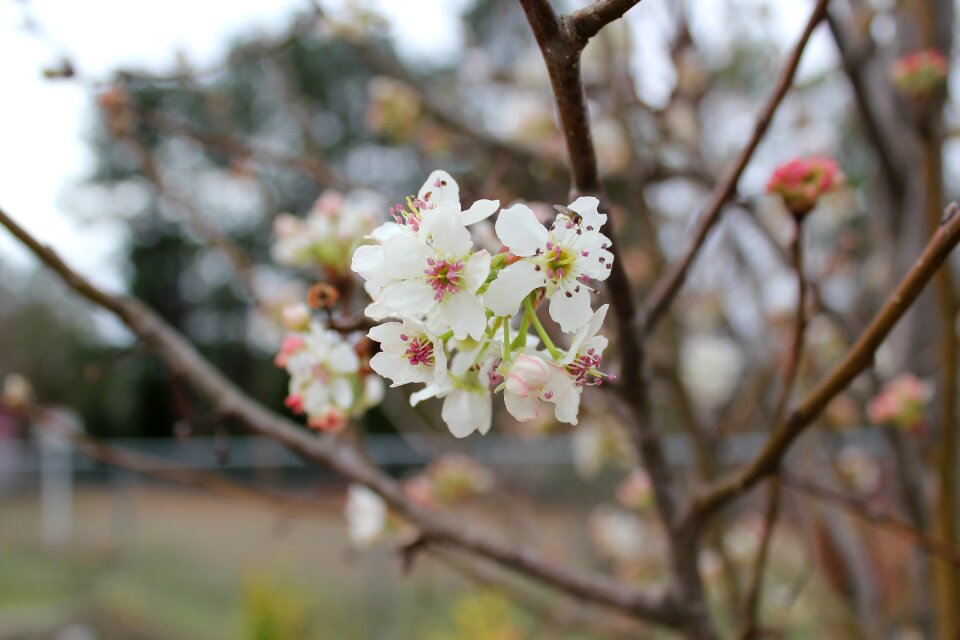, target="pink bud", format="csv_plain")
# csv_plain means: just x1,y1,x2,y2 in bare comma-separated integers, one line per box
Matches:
766,156,844,217
505,354,550,398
